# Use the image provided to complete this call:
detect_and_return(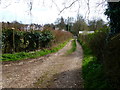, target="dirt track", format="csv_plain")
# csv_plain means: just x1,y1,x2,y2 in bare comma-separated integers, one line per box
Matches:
2,40,84,88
